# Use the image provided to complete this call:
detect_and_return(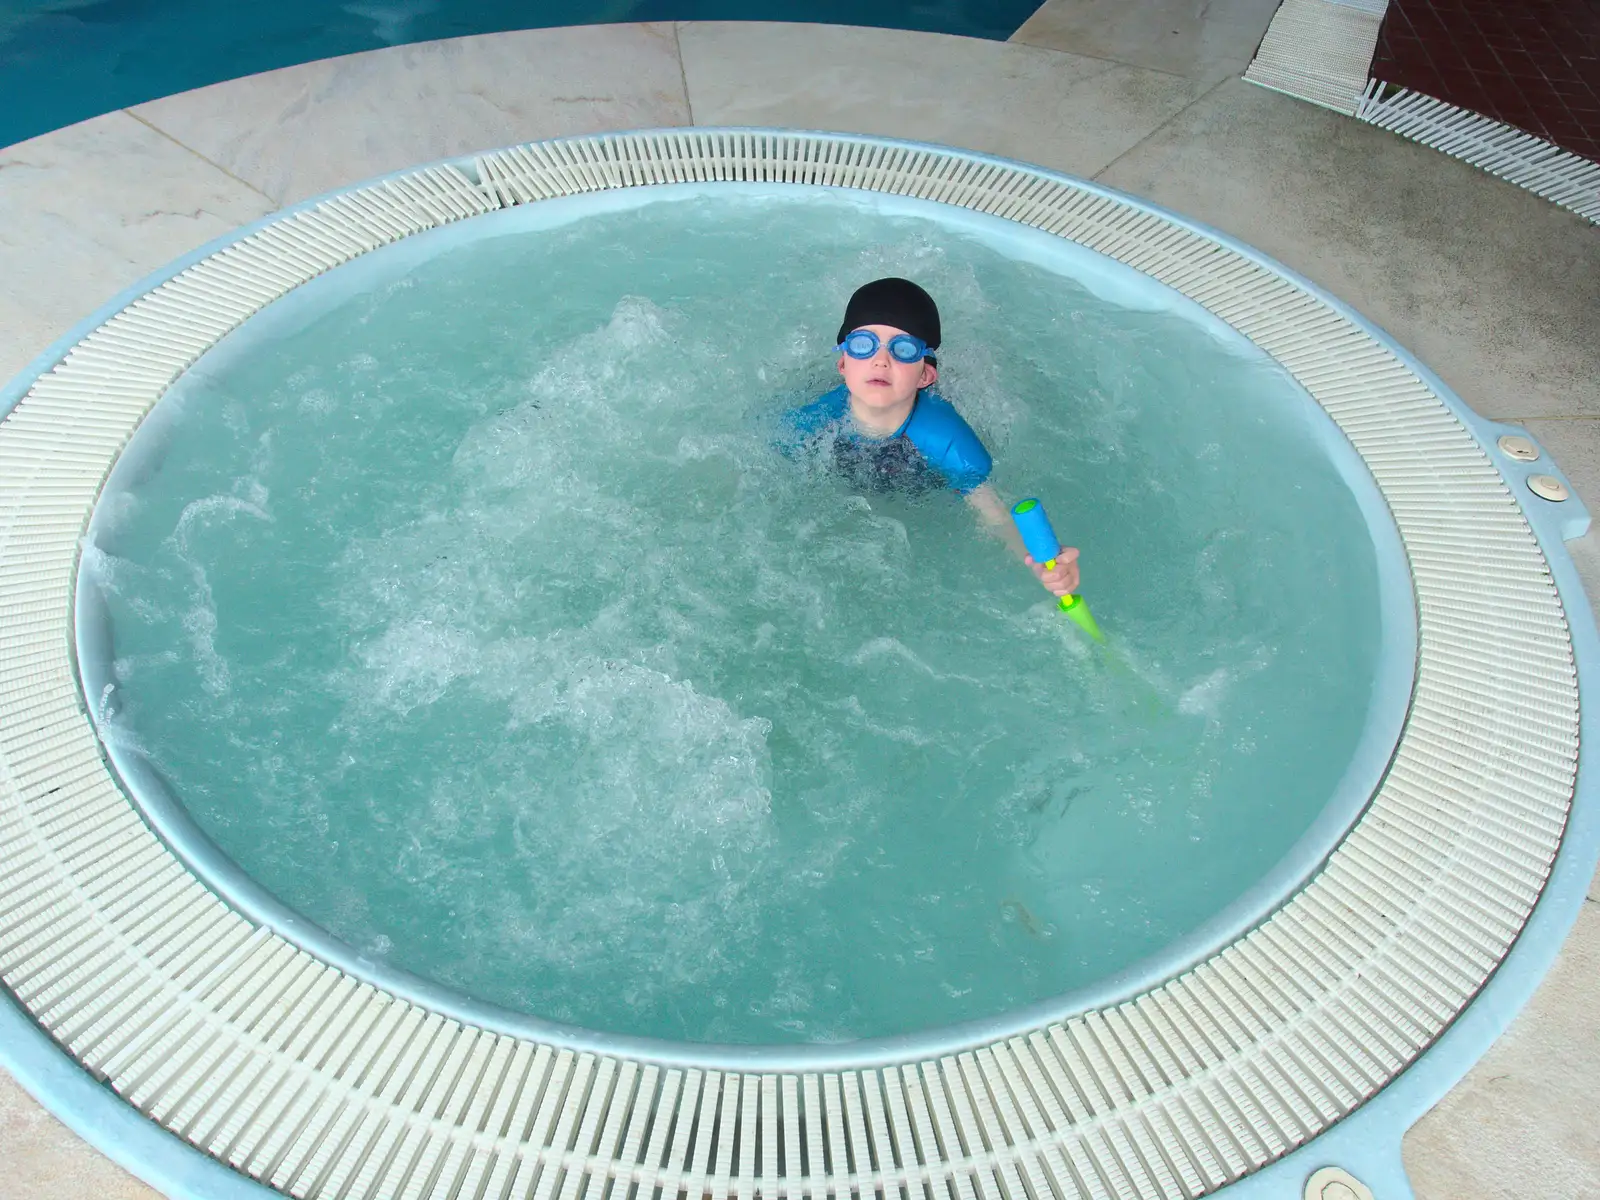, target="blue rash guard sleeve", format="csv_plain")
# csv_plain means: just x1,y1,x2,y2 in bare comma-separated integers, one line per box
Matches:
777,386,992,494
903,392,993,493
775,386,849,457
